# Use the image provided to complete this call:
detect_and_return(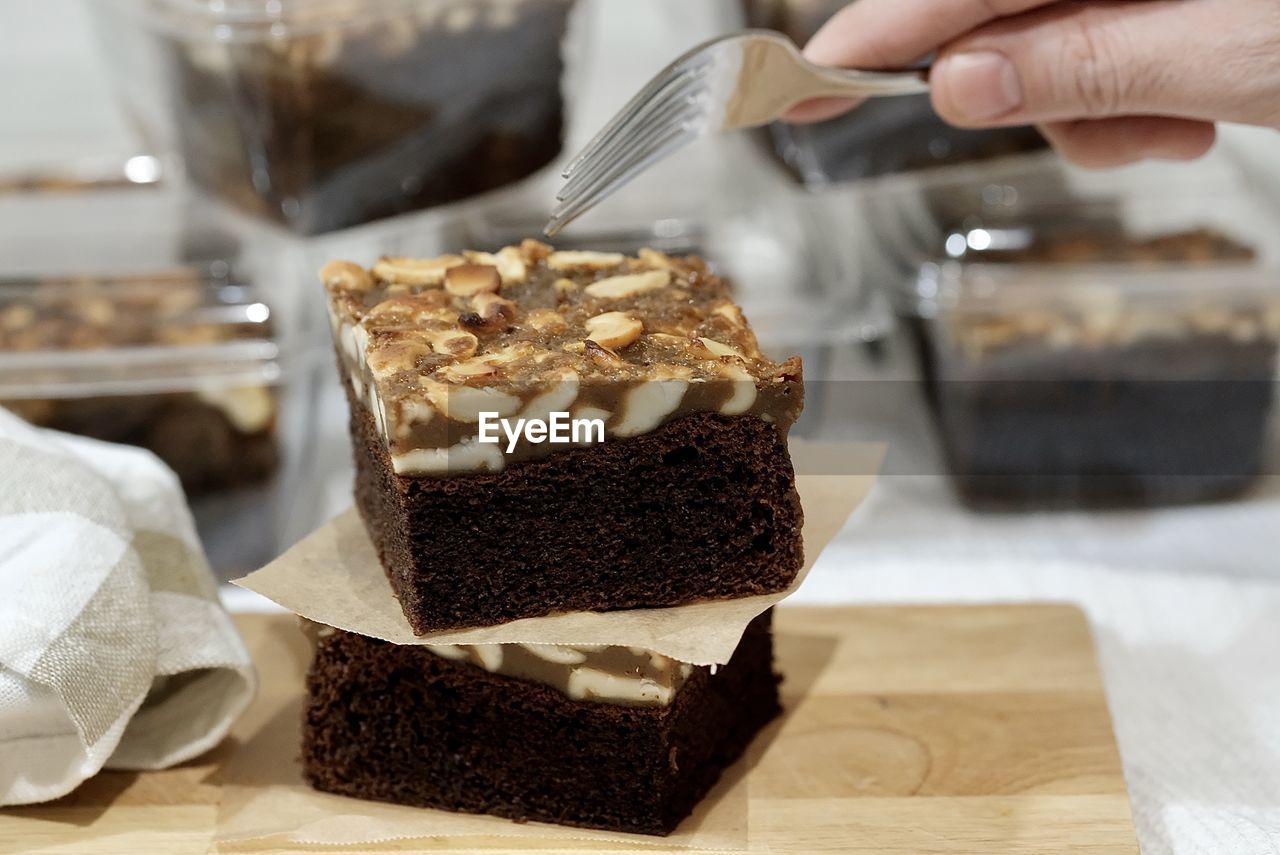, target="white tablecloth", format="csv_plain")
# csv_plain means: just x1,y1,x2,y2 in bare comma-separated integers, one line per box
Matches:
790,474,1280,855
